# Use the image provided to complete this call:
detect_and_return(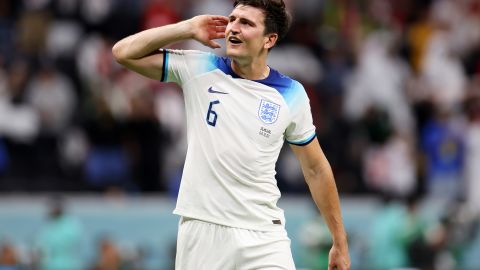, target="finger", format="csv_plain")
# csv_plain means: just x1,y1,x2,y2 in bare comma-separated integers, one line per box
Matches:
211,19,228,26
207,16,228,25
208,21,228,27
214,32,226,39
208,29,225,39
207,41,221,49
216,26,227,32
207,25,225,32
211,15,229,22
